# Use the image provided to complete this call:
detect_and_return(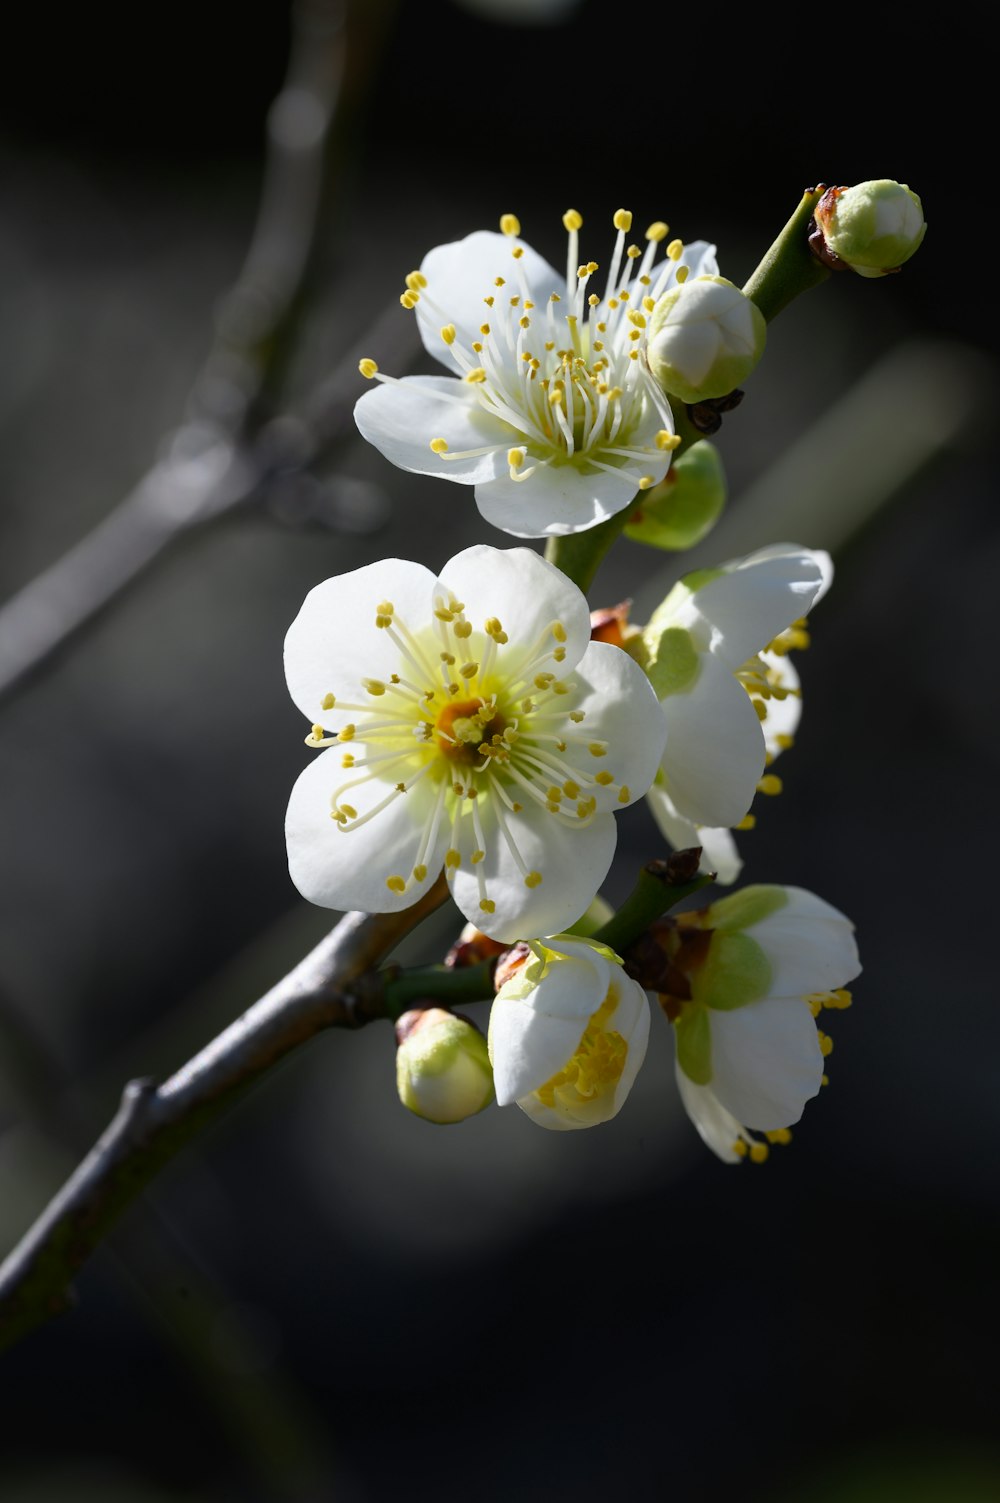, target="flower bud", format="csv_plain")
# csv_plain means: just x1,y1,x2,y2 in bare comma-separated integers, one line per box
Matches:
813,180,926,278
488,937,649,1130
624,440,726,552
395,1008,494,1124
647,277,766,404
